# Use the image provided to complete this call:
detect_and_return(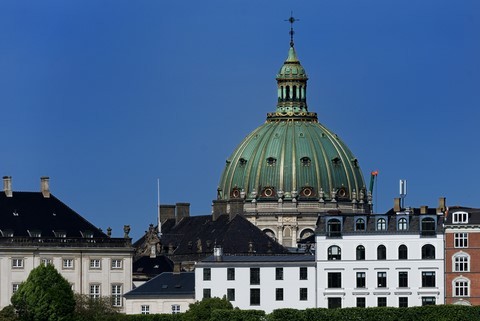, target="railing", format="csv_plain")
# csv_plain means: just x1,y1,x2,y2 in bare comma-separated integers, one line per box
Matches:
0,237,132,248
